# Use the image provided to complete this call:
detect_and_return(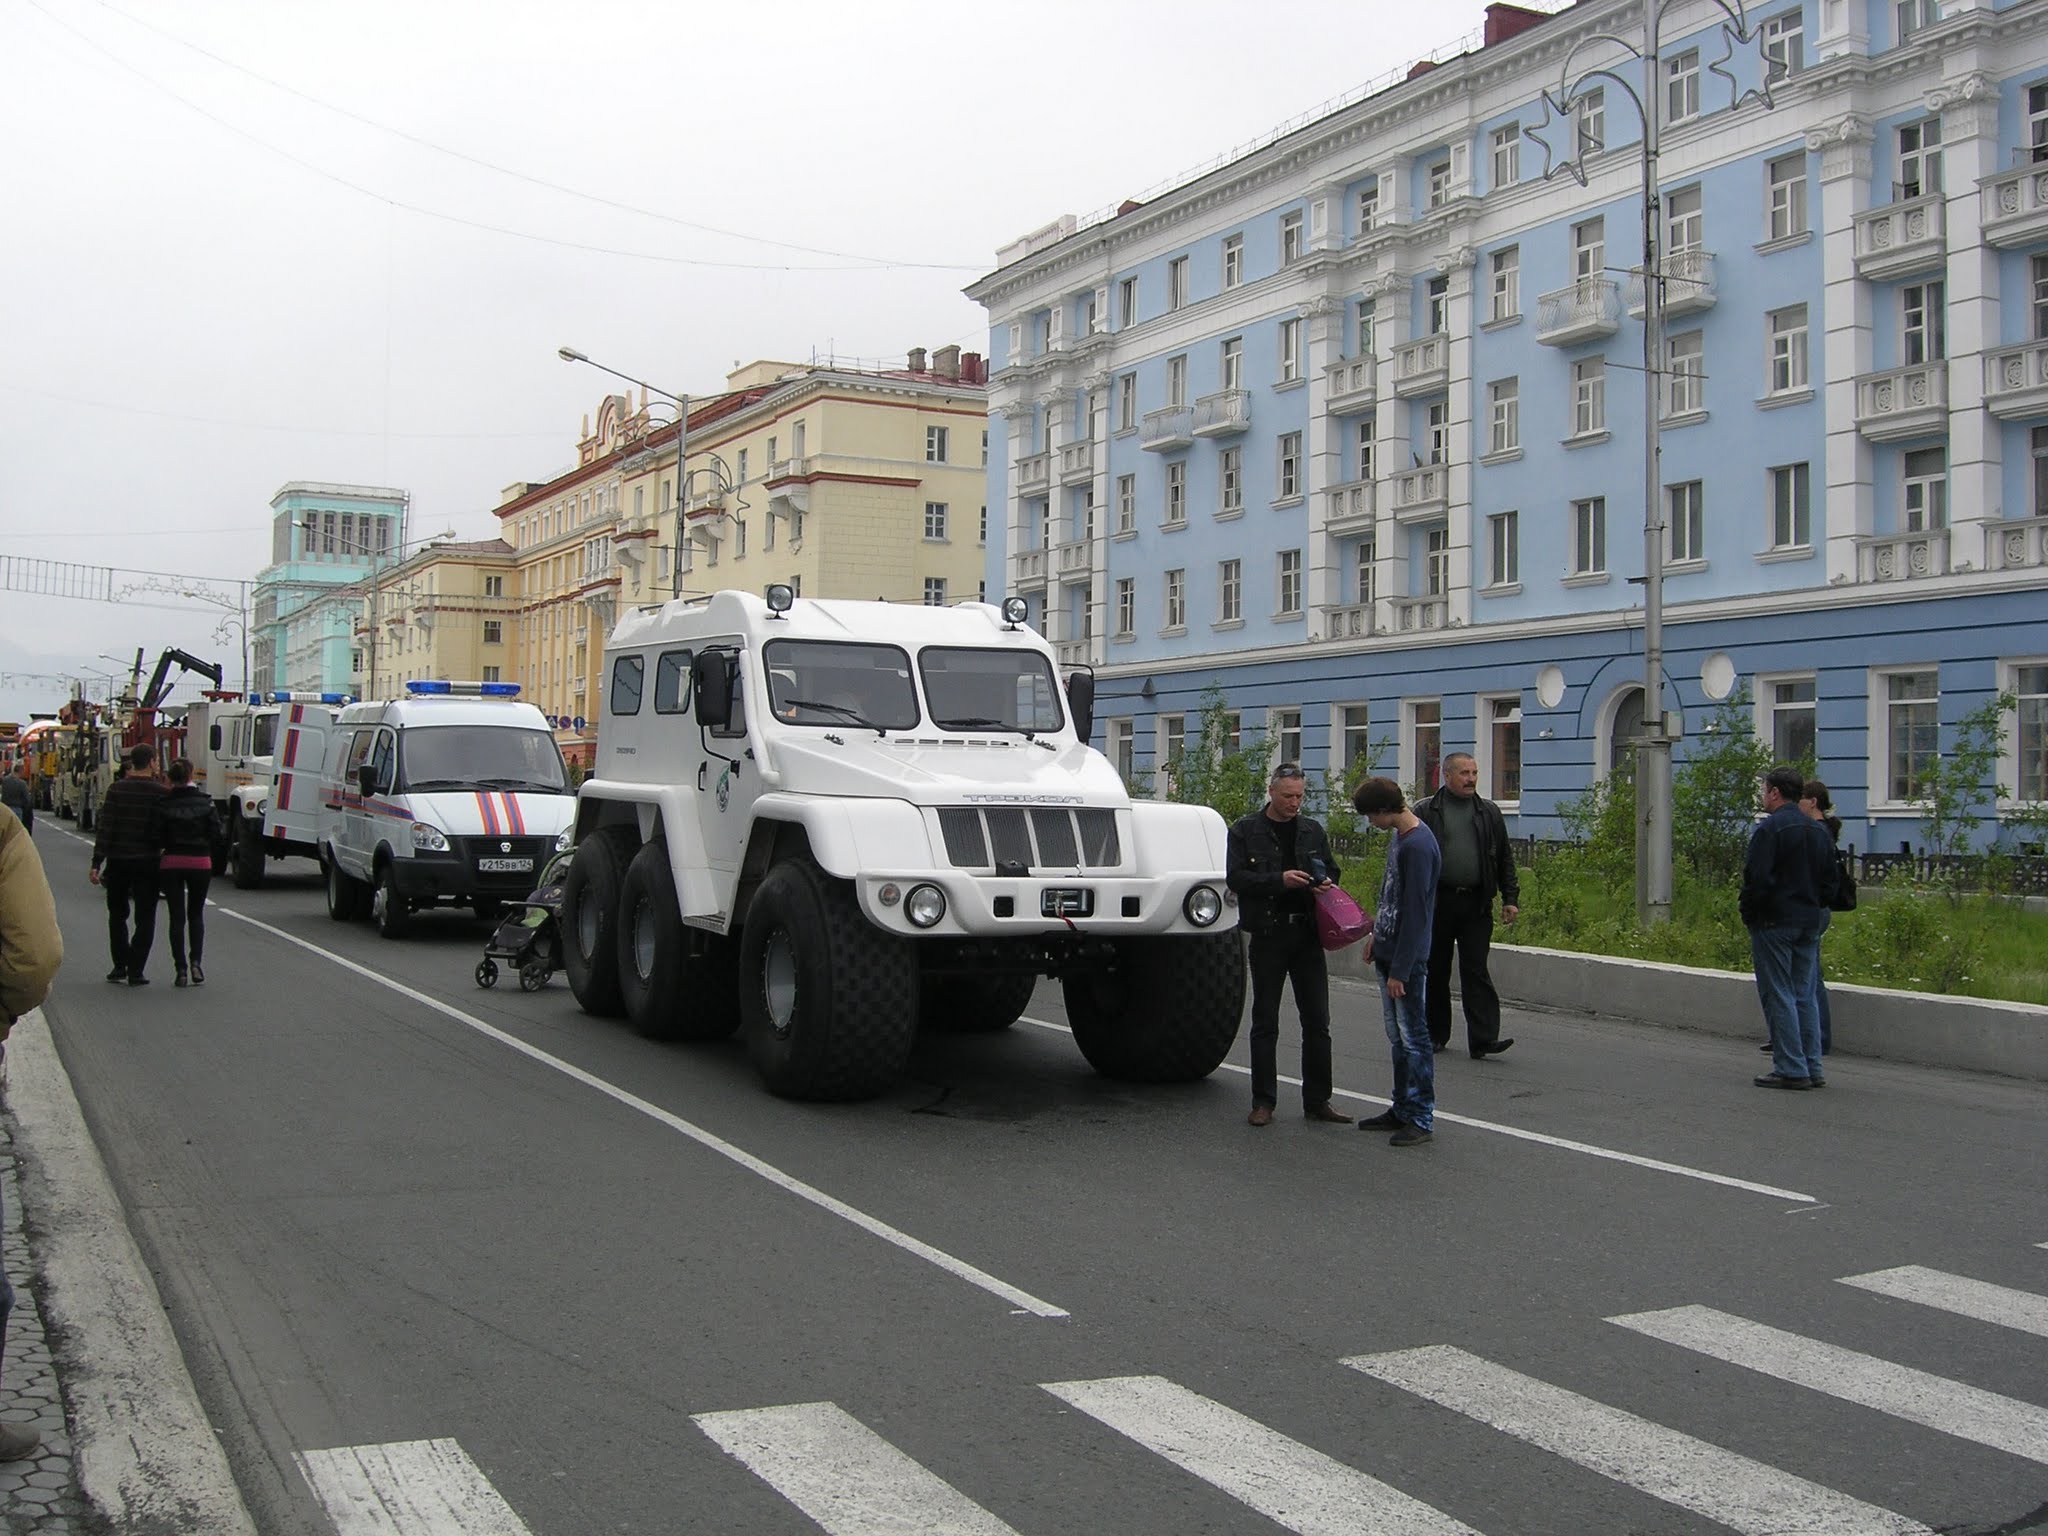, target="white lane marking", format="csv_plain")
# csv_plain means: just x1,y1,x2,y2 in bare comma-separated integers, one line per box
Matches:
693,1401,1022,1536
1343,1345,1933,1536
223,907,1067,1319
1839,1265,2048,1339
1042,1374,1483,1536
1020,1015,1817,1205
1611,1304,2048,1465
294,1439,532,1535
